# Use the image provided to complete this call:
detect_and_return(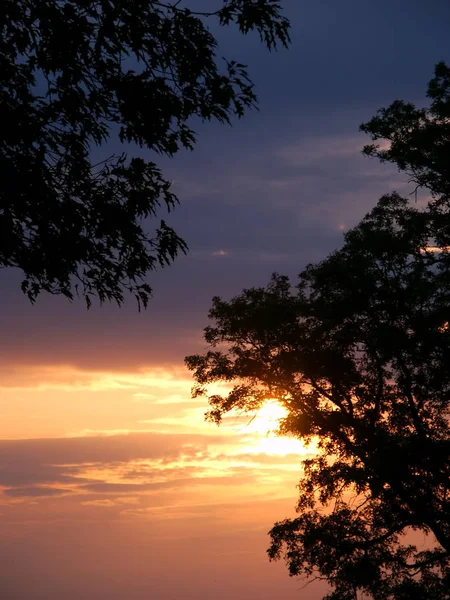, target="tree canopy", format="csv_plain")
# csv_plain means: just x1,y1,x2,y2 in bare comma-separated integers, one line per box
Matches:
360,61,450,202
0,0,290,307
186,64,450,599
